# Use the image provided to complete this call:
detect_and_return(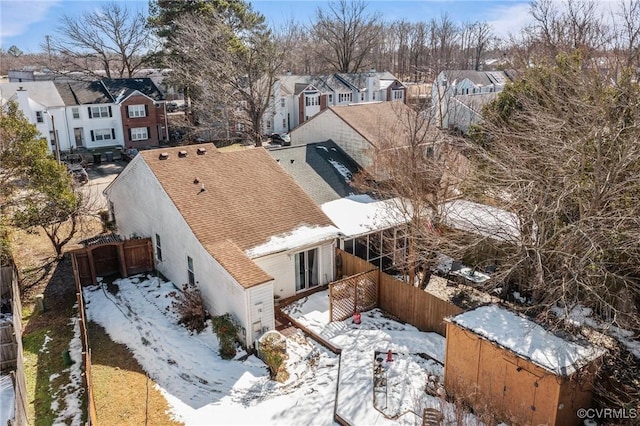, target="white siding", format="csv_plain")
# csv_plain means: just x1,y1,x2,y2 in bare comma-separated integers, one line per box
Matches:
254,242,335,299
247,282,275,344
289,110,373,169
106,158,253,346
